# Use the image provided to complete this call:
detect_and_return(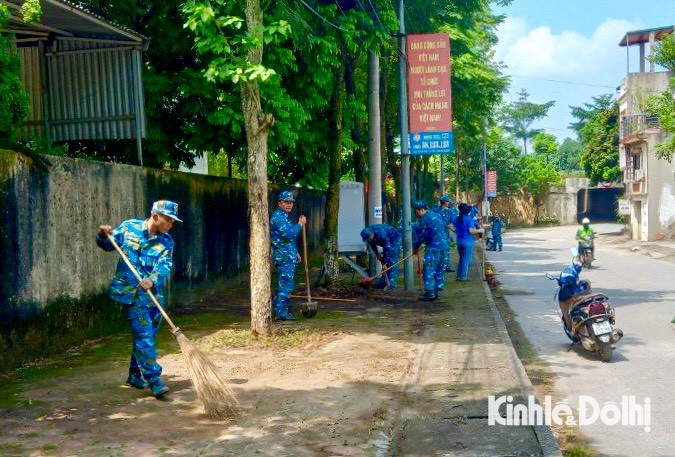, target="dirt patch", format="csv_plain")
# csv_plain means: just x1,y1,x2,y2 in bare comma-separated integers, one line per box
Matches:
0,278,439,457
